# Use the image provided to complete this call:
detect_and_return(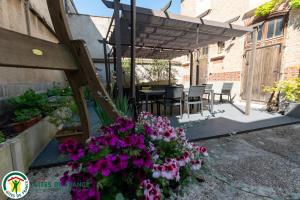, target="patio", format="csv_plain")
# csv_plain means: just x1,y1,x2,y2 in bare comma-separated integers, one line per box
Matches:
24,124,300,200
